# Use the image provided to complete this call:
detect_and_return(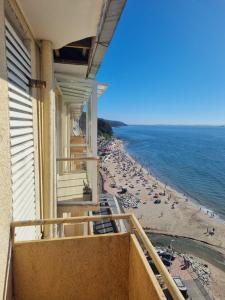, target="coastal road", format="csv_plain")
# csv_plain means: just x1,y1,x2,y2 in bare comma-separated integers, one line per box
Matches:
148,232,225,273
